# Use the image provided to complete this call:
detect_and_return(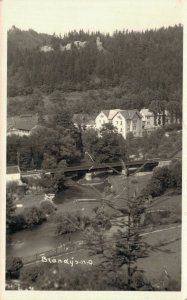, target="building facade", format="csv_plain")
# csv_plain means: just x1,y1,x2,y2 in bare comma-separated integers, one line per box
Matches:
95,109,142,139
140,108,171,130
